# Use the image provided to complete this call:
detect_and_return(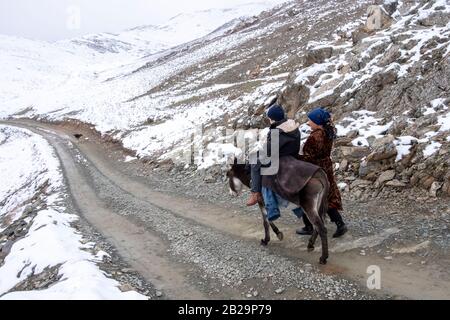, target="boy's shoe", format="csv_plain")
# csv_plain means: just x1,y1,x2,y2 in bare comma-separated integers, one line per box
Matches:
246,192,263,206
